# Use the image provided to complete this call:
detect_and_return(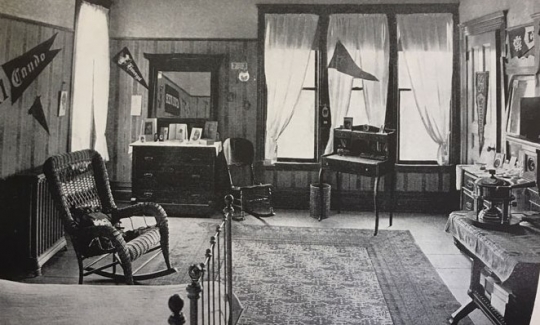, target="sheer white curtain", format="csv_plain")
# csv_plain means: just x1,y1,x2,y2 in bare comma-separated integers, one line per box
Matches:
264,14,319,164
397,14,453,165
325,14,389,154
71,1,110,160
